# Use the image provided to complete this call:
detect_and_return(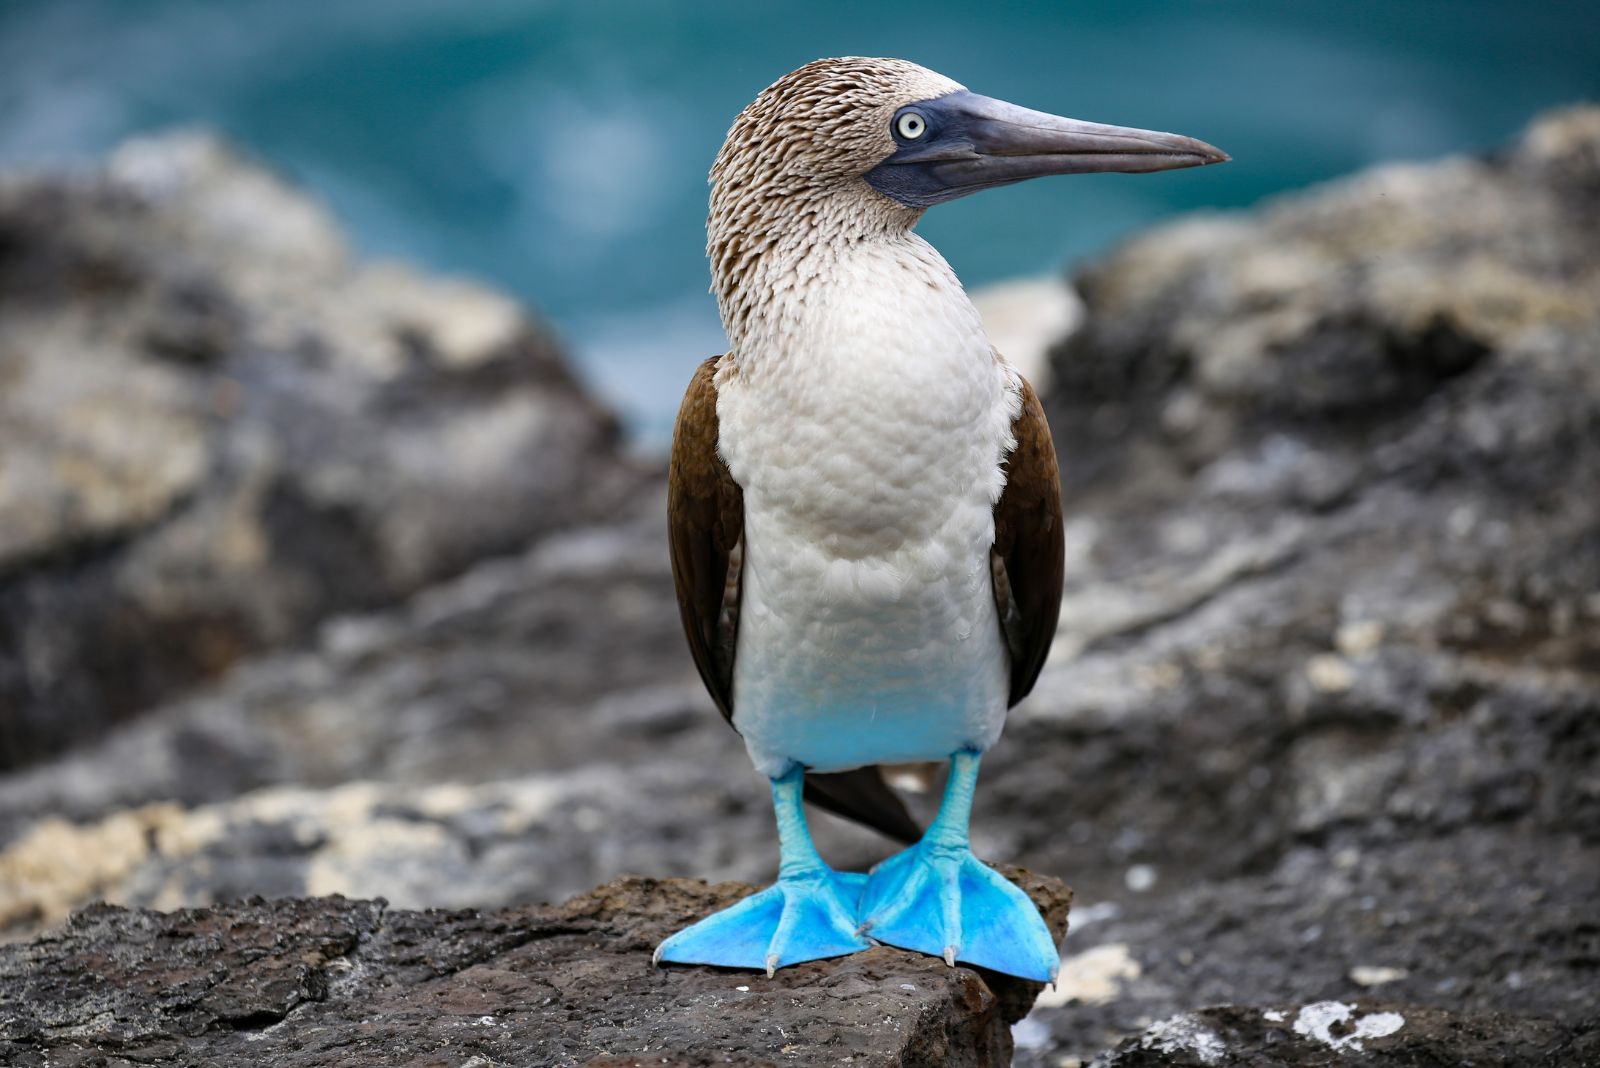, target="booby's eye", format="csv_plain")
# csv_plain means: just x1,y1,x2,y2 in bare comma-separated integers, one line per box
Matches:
894,110,928,140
